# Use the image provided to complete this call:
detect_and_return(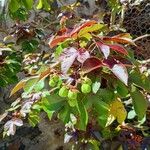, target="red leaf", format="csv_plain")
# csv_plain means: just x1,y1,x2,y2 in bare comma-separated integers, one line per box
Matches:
108,44,128,55
49,35,70,48
111,64,128,85
102,36,136,46
97,41,128,57
113,33,132,38
97,42,110,59
59,47,78,74
70,20,97,37
82,57,102,74
4,118,23,136
77,49,90,63
103,58,128,85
